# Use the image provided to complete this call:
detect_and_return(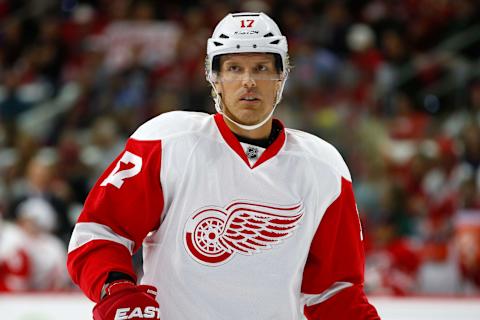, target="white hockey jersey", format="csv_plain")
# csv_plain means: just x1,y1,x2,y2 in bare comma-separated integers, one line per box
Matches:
68,111,379,319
